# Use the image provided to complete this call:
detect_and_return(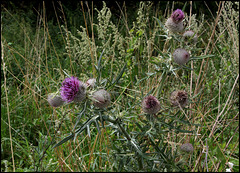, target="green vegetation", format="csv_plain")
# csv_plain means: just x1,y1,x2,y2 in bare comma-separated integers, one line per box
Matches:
1,1,239,172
